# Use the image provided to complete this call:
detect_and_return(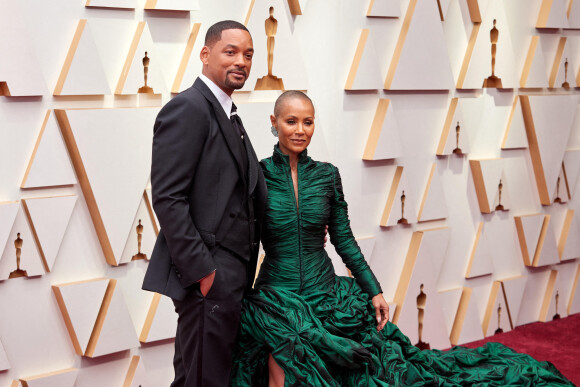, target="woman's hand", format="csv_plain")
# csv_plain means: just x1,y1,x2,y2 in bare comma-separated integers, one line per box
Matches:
371,293,389,331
